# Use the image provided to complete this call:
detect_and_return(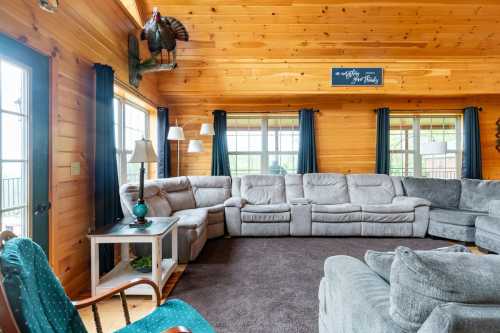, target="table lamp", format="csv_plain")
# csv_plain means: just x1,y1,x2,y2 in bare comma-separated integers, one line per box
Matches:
129,138,158,228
